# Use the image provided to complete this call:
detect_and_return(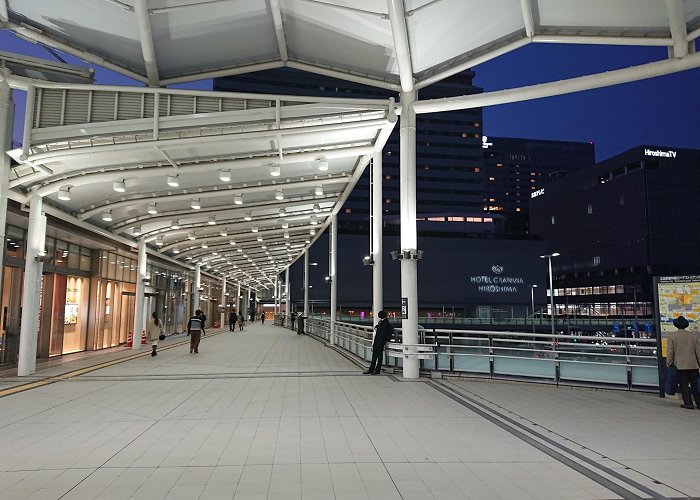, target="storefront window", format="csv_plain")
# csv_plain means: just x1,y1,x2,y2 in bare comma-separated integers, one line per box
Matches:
68,244,80,269
80,247,91,271
54,240,68,268
5,226,25,259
